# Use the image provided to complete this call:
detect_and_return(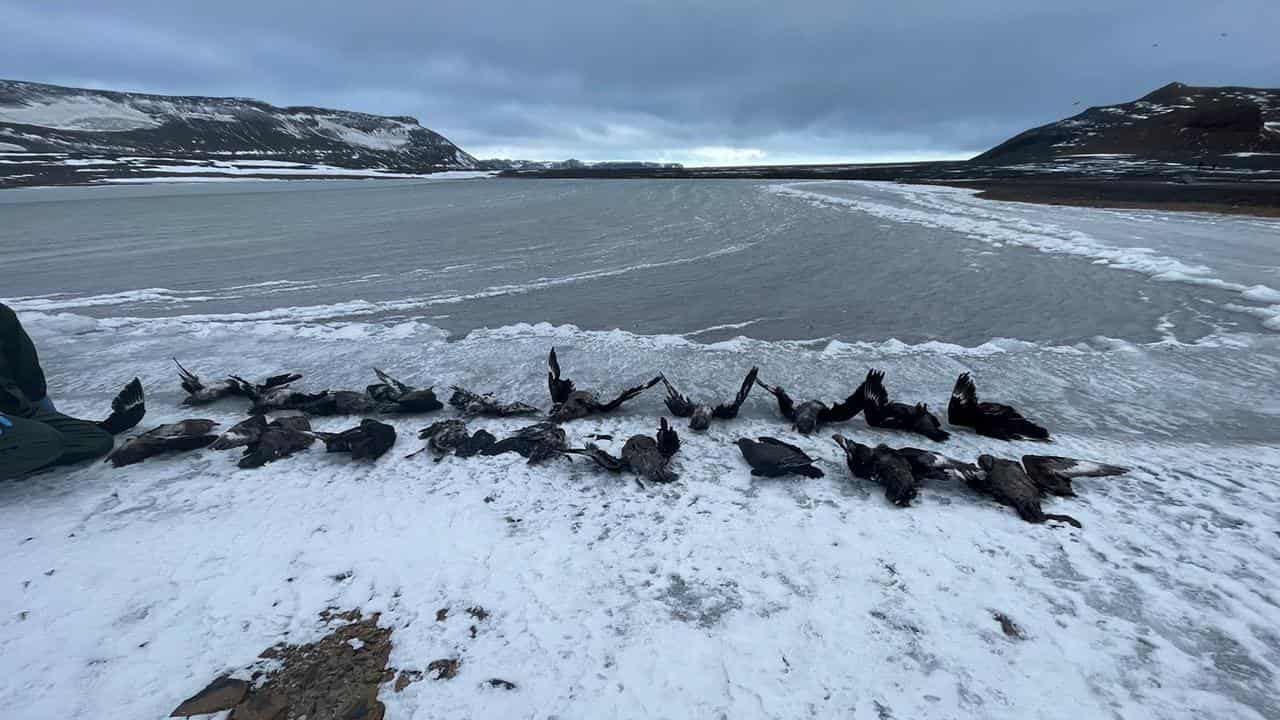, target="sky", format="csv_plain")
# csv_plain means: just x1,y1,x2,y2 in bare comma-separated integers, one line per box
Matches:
2,0,1277,165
